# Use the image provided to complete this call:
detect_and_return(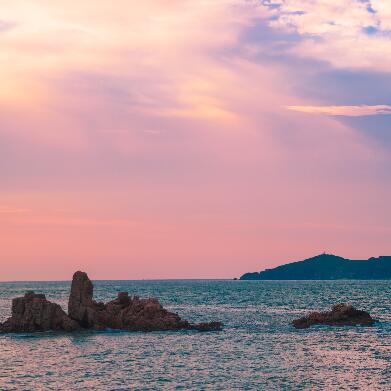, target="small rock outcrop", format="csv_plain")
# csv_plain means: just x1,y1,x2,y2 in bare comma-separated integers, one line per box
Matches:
0,292,80,333
292,303,376,329
191,321,223,332
68,271,222,332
